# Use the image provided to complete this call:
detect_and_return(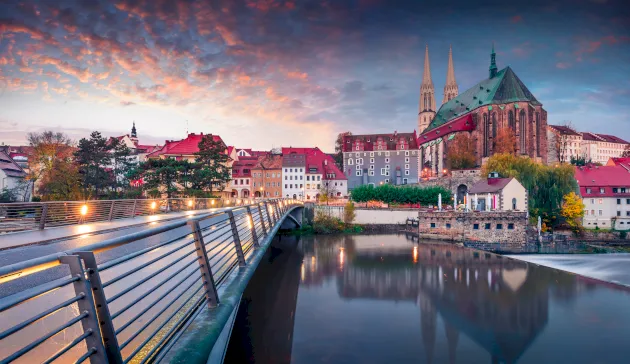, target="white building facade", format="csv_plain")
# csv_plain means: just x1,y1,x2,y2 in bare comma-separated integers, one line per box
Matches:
282,153,305,199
